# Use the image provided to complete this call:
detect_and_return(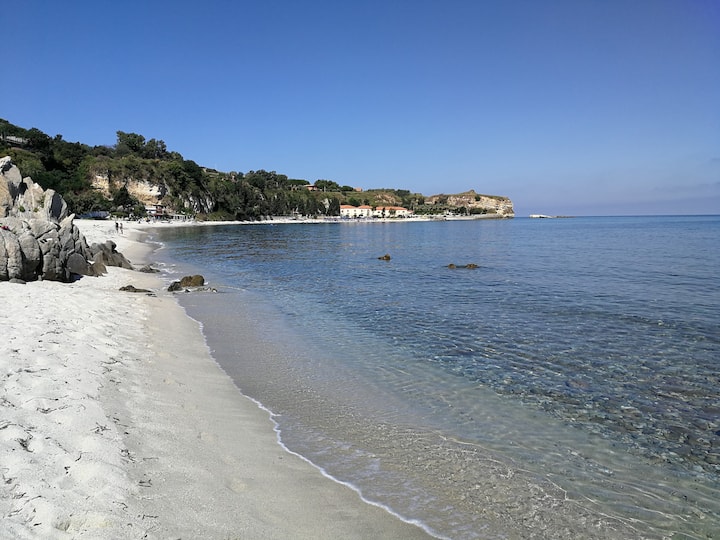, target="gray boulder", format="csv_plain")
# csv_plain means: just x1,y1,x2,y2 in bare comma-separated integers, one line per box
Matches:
0,227,23,280
45,189,68,221
17,230,41,281
90,251,108,276
0,156,22,218
89,240,133,270
66,252,92,277
0,156,132,282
